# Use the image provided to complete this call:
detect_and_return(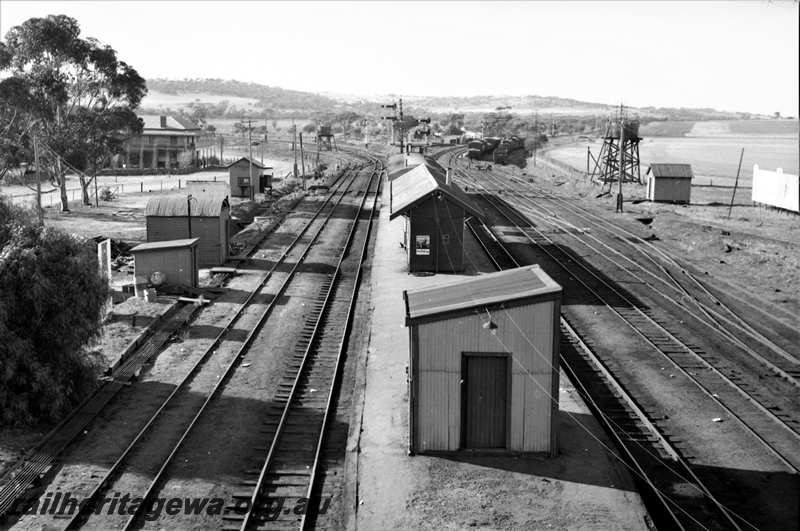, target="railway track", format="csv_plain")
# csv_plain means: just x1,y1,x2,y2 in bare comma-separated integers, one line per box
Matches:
485,164,800,385
222,163,382,531
0,154,378,529
455,165,800,470
427,146,799,527
458,175,748,530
